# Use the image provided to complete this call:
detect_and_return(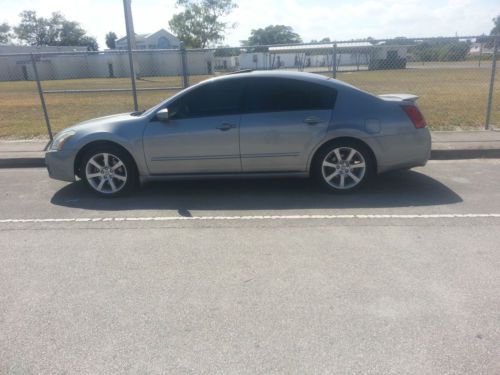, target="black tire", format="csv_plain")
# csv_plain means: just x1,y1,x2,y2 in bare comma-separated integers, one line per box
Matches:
79,144,138,197
311,140,375,193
